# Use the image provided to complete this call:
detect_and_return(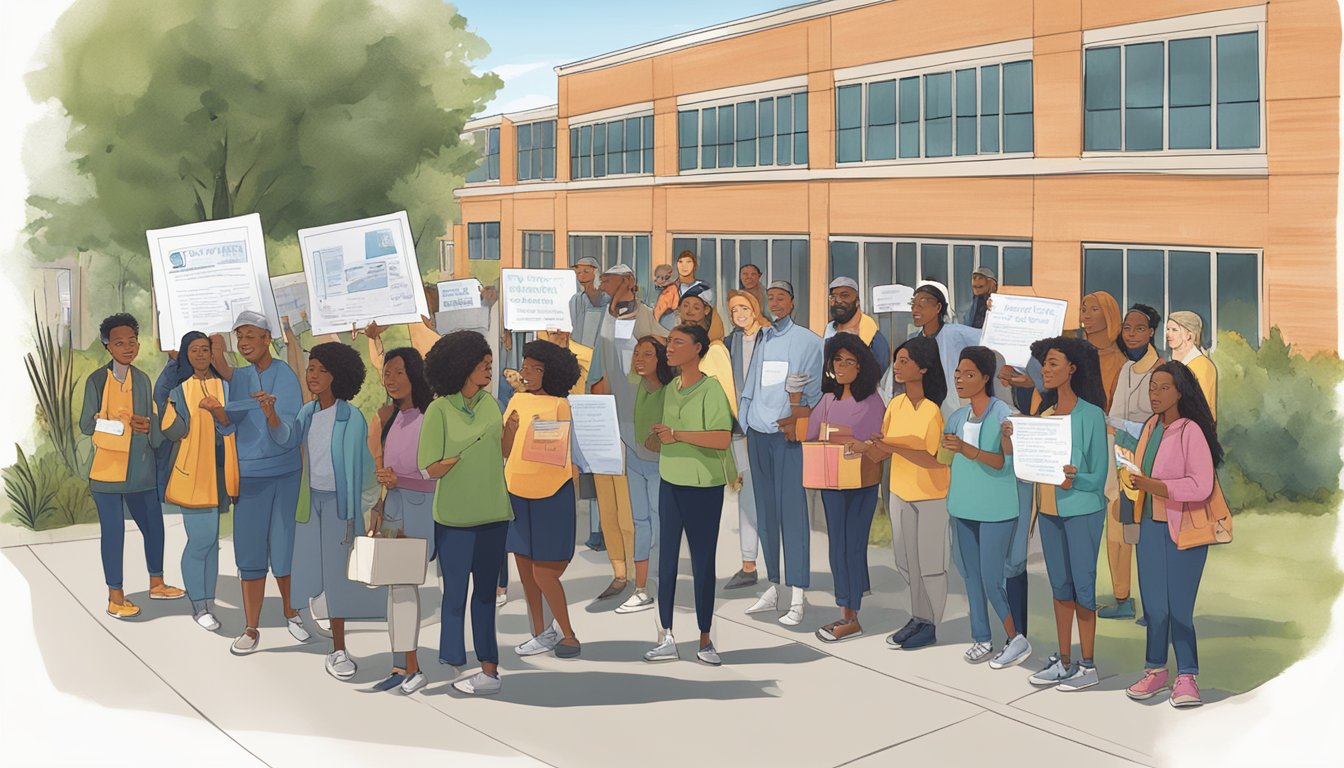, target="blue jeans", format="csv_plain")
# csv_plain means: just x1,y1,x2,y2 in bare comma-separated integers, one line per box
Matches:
747,429,810,588
1137,517,1207,675
93,490,165,591
1006,481,1033,637
175,470,230,603
821,486,878,611
658,482,723,634
627,448,661,567
1037,510,1105,611
953,517,1016,643
436,520,510,667
233,471,301,581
